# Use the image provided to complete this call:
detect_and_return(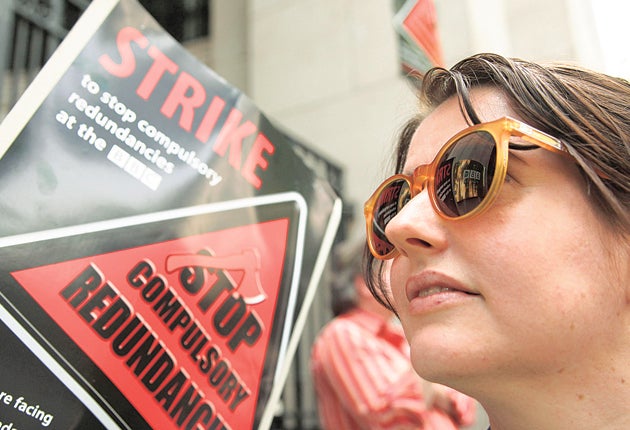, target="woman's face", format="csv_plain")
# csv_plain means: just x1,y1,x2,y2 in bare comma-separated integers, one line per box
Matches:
385,87,629,391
